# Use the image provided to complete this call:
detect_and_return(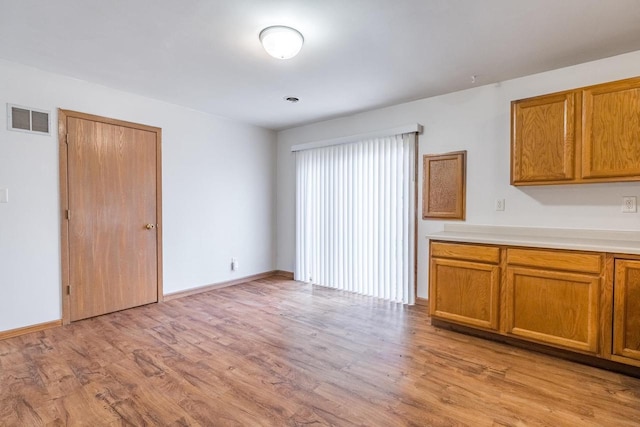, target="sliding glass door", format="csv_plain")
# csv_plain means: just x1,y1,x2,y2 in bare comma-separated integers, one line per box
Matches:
295,133,416,304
